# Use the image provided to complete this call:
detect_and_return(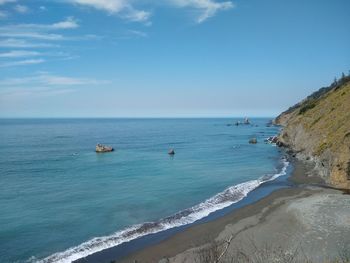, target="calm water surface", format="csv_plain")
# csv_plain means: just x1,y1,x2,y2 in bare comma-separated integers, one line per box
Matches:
0,118,283,262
